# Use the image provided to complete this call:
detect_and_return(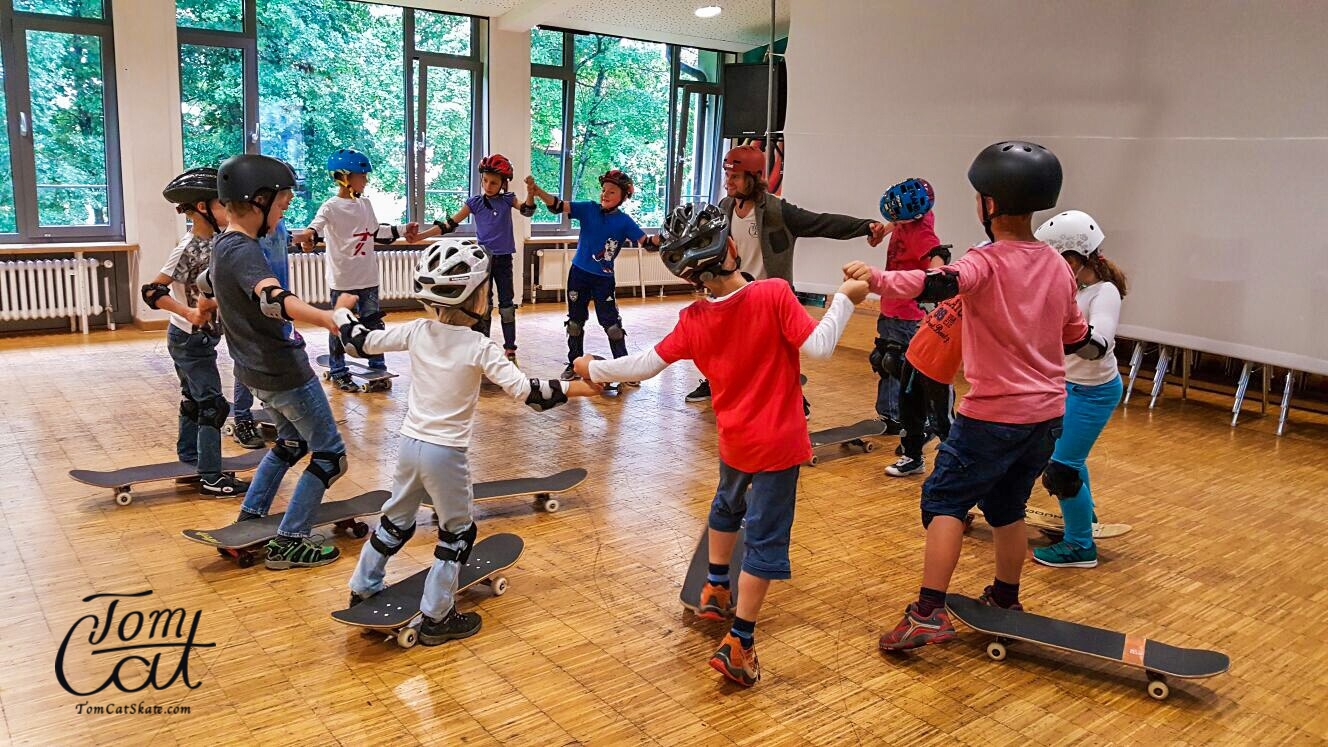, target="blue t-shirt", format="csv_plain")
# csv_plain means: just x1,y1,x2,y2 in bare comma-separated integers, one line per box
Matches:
465,193,518,256
569,201,646,276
